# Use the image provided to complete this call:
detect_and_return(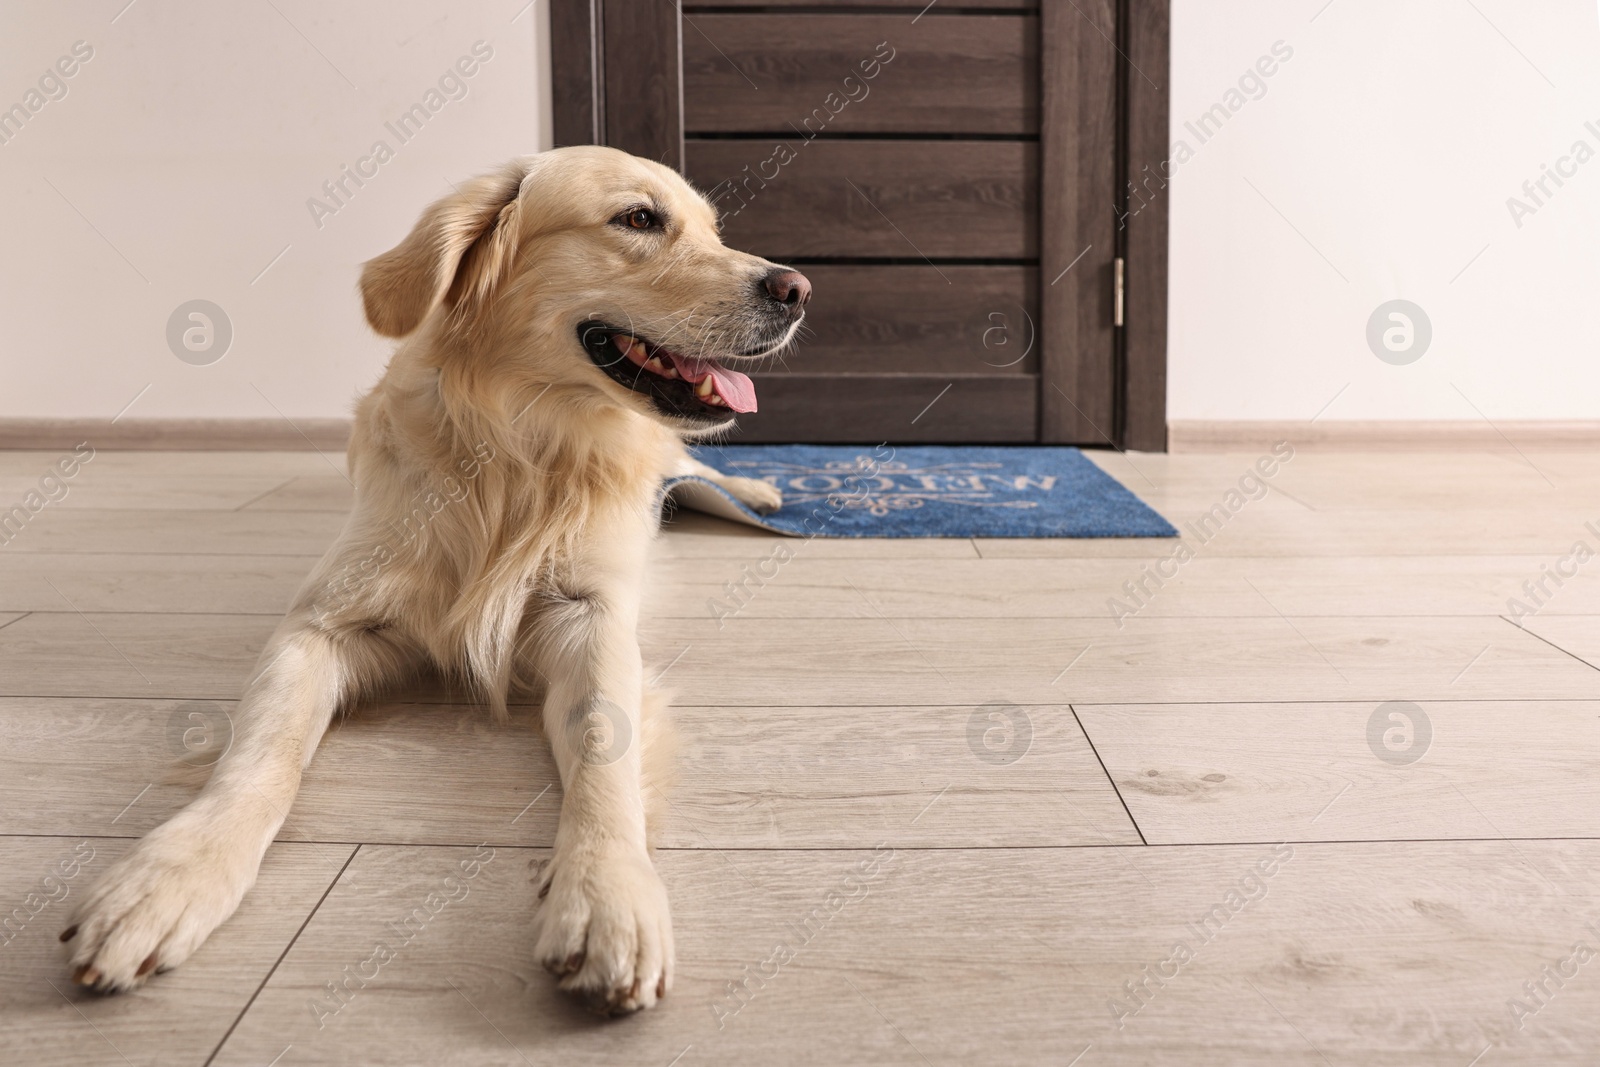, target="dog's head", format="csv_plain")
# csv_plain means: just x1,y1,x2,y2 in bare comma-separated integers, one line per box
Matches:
359,145,809,436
